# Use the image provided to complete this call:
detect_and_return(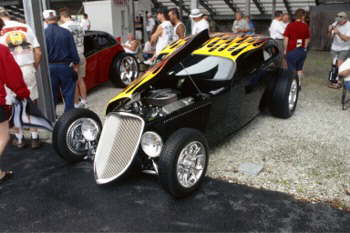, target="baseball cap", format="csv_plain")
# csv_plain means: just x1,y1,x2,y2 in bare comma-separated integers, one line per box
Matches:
190,9,203,18
43,9,57,20
336,11,348,22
